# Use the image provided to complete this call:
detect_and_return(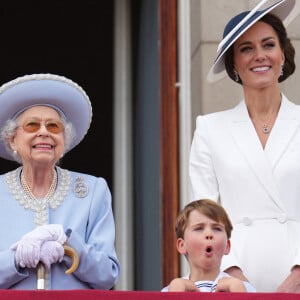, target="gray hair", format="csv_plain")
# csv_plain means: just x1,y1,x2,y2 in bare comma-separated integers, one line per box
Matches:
0,113,75,163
